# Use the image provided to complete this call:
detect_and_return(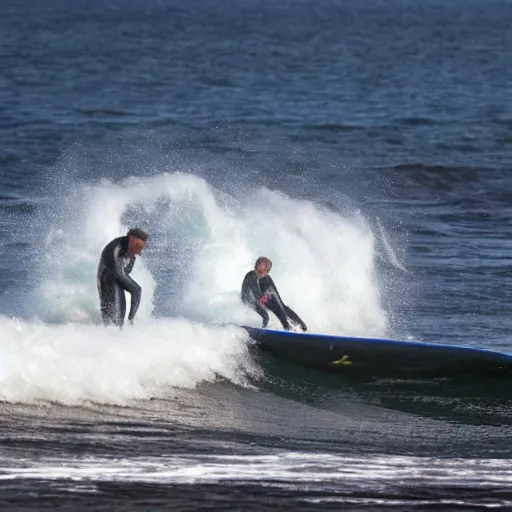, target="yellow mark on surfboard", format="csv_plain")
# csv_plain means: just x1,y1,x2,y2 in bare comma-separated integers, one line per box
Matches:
331,355,352,366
